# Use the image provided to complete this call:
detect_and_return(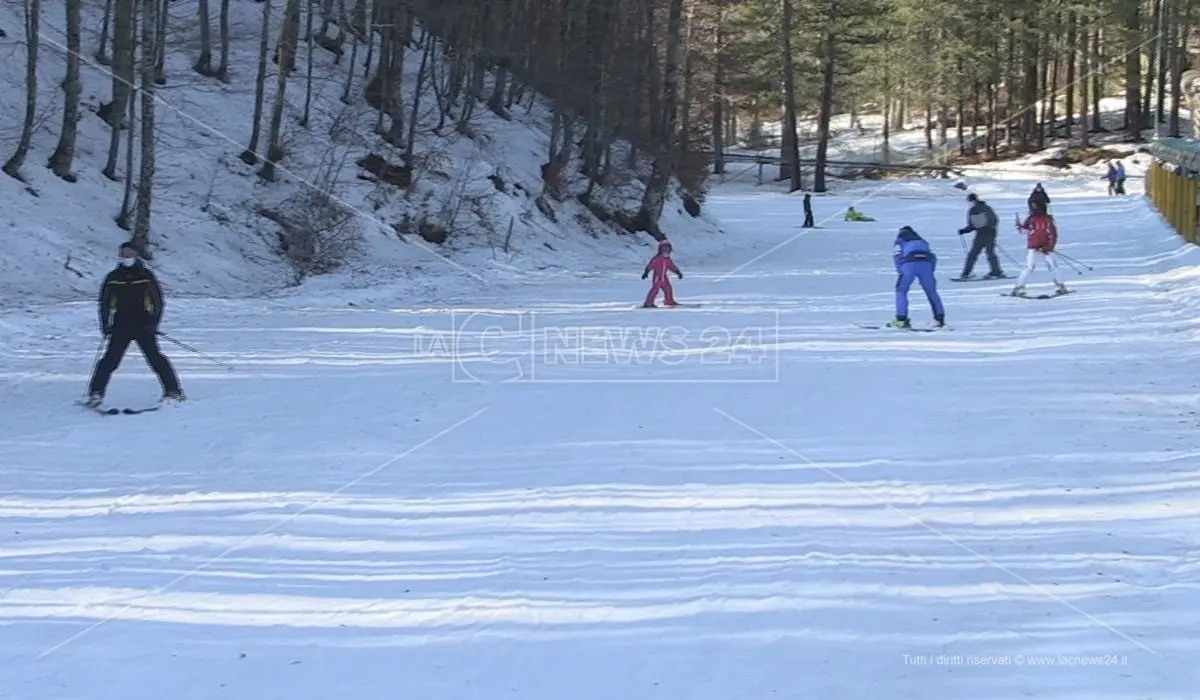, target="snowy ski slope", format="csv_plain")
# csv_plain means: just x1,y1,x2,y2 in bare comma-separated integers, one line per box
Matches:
3,166,1200,698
